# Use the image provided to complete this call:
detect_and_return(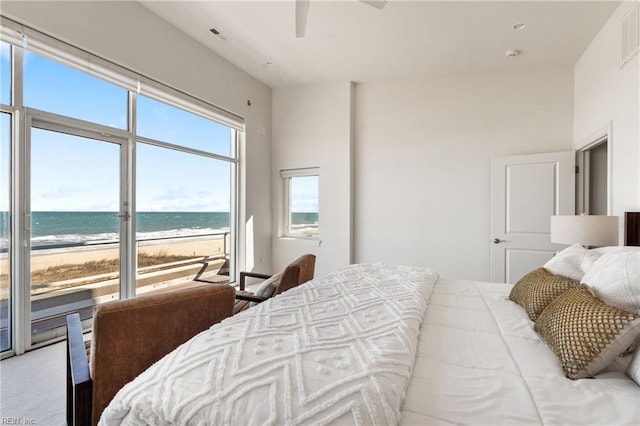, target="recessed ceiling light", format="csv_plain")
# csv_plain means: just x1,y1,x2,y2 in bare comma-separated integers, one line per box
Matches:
505,49,522,58
512,23,526,31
